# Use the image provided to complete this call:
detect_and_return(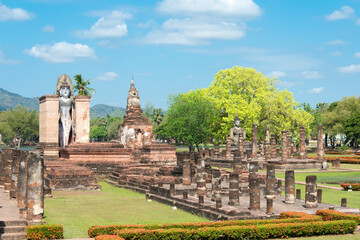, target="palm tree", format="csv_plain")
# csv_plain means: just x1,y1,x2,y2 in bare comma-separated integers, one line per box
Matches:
73,74,95,96
152,108,164,126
